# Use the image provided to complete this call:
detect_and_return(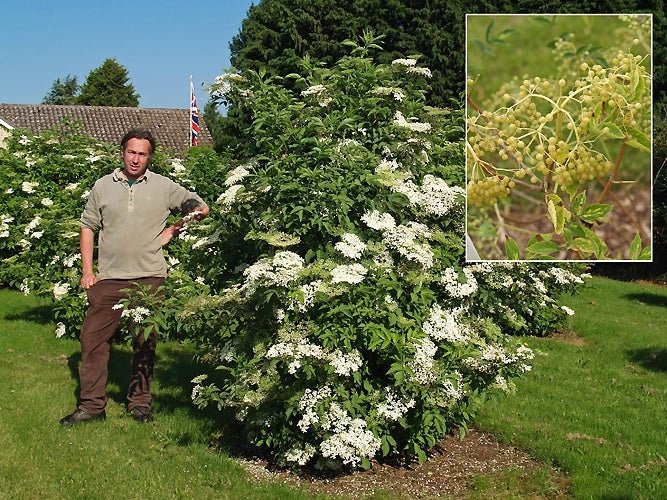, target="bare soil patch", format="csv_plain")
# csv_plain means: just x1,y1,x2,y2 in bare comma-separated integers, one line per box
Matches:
236,427,570,498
